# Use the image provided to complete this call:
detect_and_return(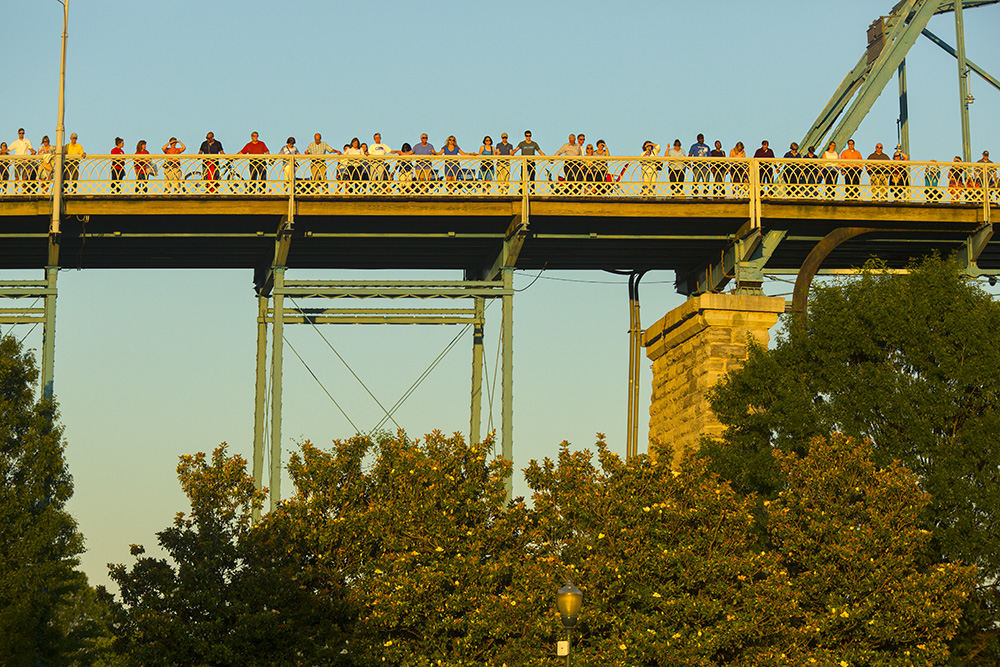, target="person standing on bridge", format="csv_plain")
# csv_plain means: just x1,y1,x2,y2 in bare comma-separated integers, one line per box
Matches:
0,143,8,194
368,133,395,193
839,139,863,199
866,143,891,200
666,139,686,196
238,132,269,194
9,128,35,193
63,133,86,193
710,140,726,197
162,138,185,193
803,146,820,198
821,141,839,198
781,142,802,197
495,133,514,191
198,132,224,194
303,133,341,194
754,140,775,193
974,150,994,193
514,130,544,183
110,137,126,194
890,144,910,200
640,140,661,197
410,133,436,188
689,134,711,196
729,141,748,197
134,140,151,194
554,133,582,184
